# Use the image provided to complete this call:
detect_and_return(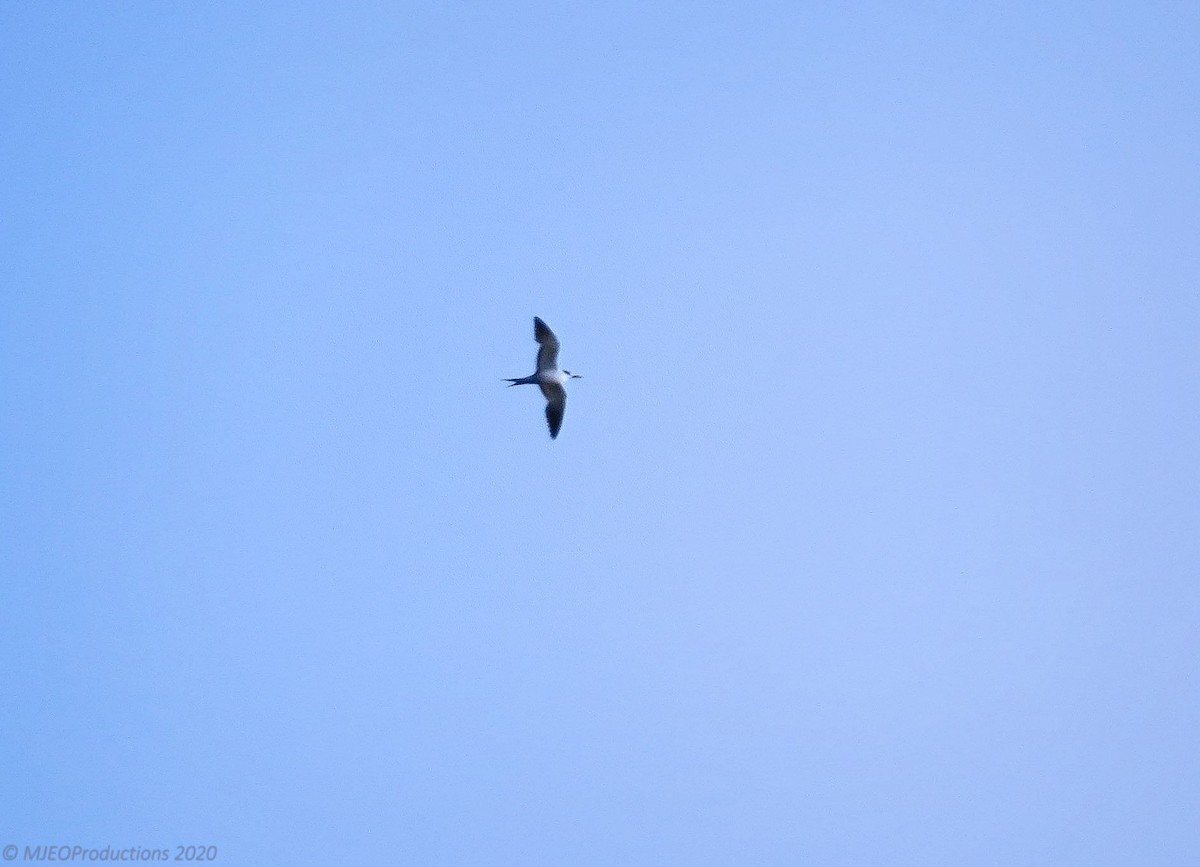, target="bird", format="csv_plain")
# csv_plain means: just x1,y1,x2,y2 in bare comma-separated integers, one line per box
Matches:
505,316,582,439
